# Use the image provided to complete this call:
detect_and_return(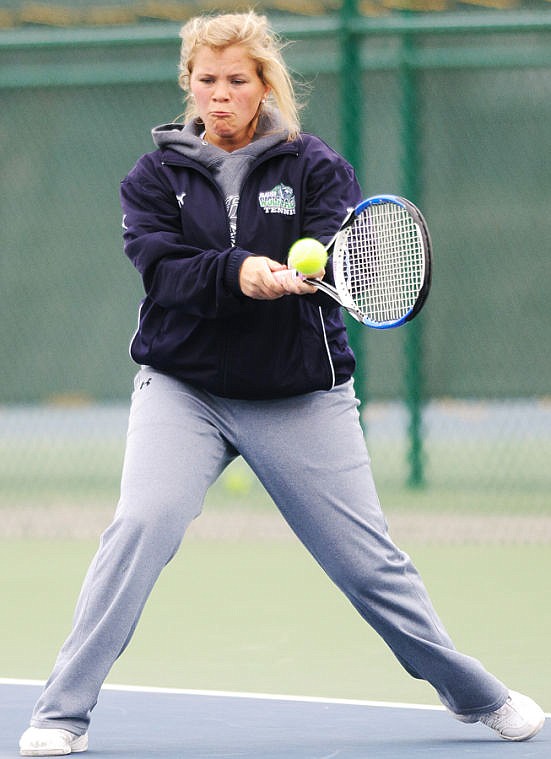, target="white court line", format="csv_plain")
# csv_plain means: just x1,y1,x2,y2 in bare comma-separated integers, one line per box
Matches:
0,677,443,710
2,678,549,718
